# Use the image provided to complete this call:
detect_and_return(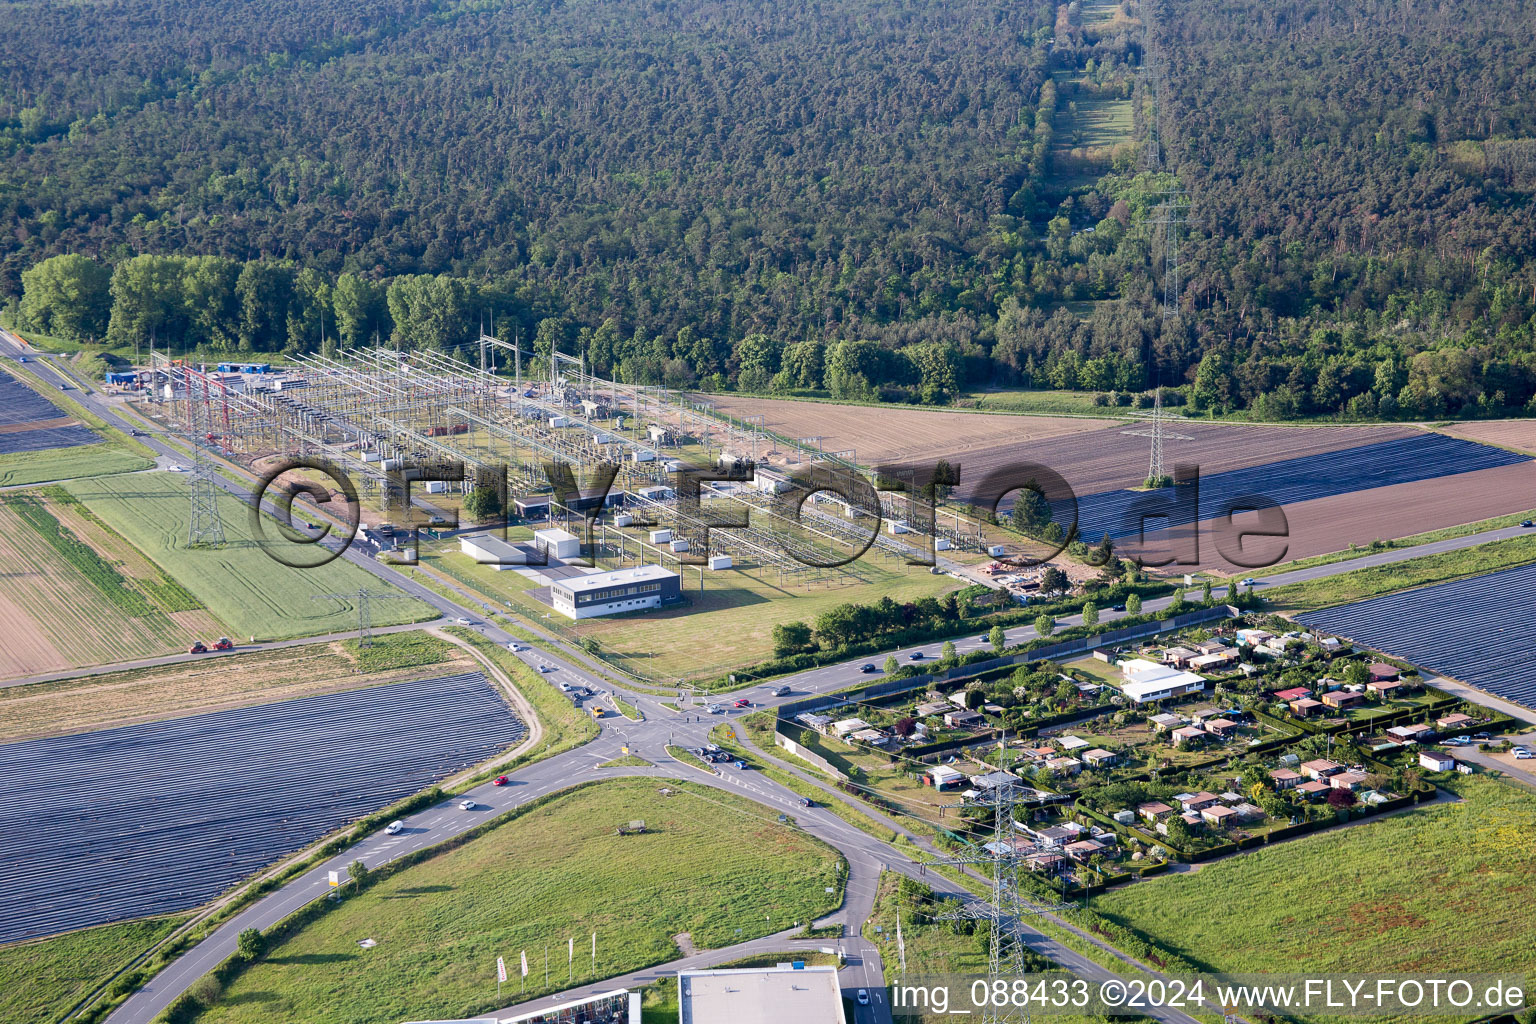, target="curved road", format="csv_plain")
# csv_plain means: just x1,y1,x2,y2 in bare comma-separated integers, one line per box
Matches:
0,335,1516,1024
